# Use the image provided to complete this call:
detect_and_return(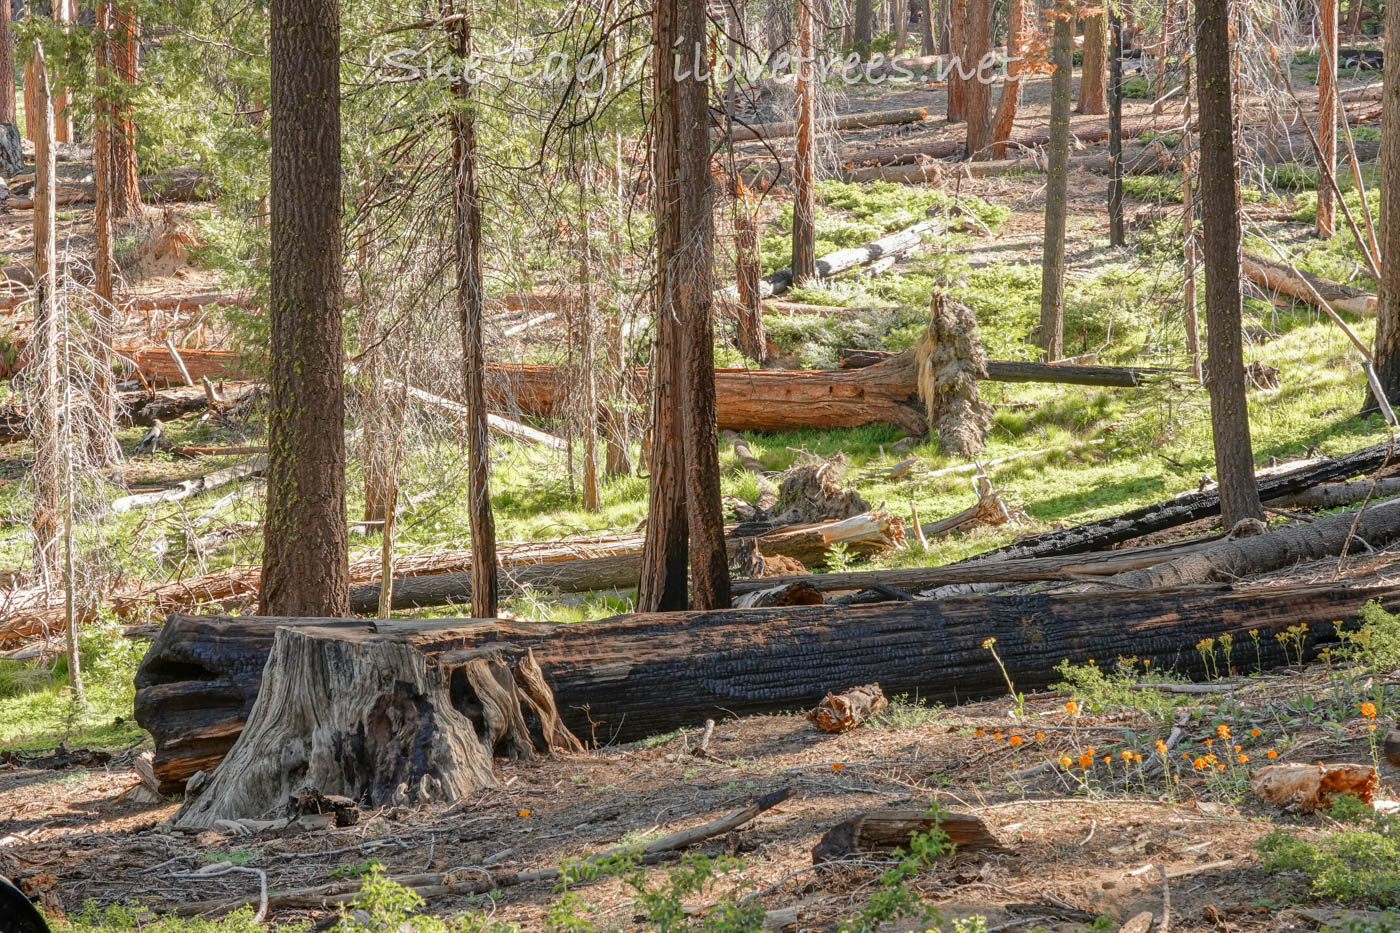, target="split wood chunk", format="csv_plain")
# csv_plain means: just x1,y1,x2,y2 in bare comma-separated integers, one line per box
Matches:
808,683,889,733
171,626,576,828
811,808,1003,862
1251,762,1378,811
734,581,824,610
